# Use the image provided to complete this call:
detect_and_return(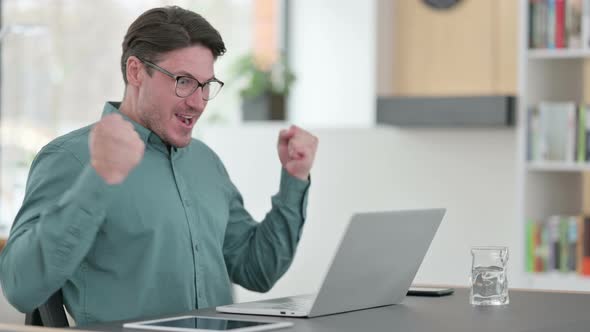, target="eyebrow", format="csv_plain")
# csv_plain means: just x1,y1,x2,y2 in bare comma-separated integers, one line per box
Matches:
176,70,215,82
